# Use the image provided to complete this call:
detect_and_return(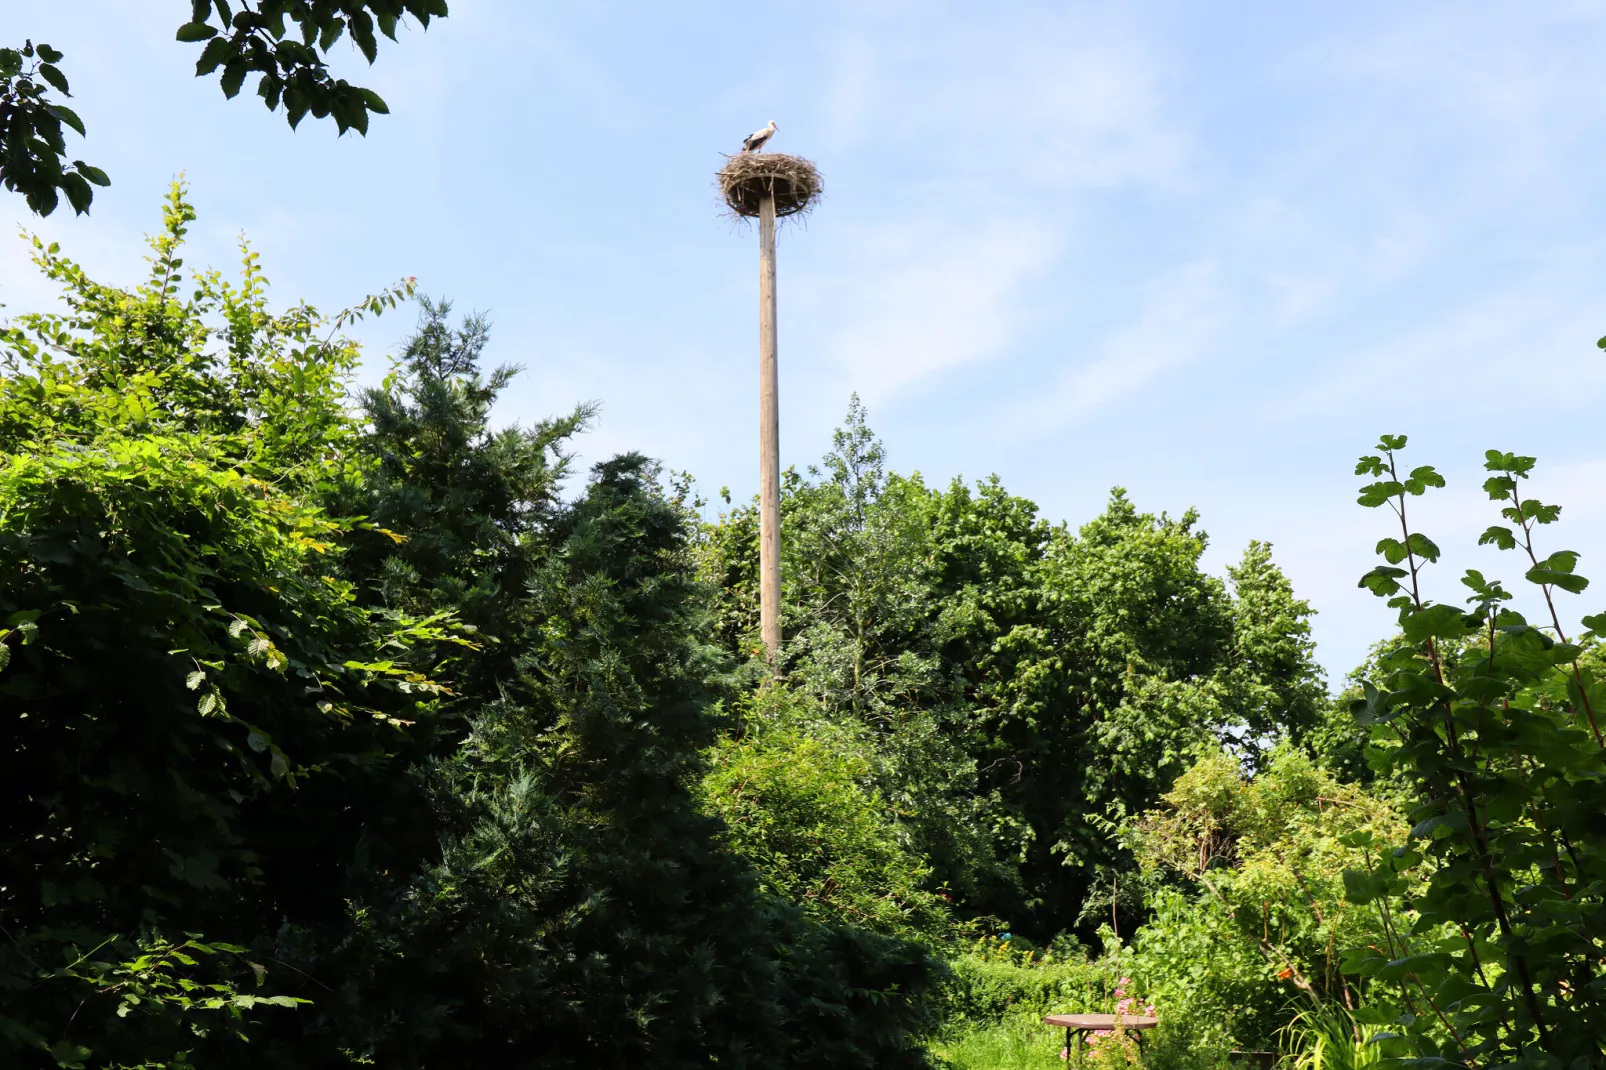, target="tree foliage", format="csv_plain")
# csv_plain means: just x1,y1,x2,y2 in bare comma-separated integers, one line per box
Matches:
0,190,945,1069
701,689,951,939
700,399,1329,942
1133,748,1407,1058
177,0,448,135
0,41,108,216
4,3,448,215
1341,436,1606,1067
0,183,433,1068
